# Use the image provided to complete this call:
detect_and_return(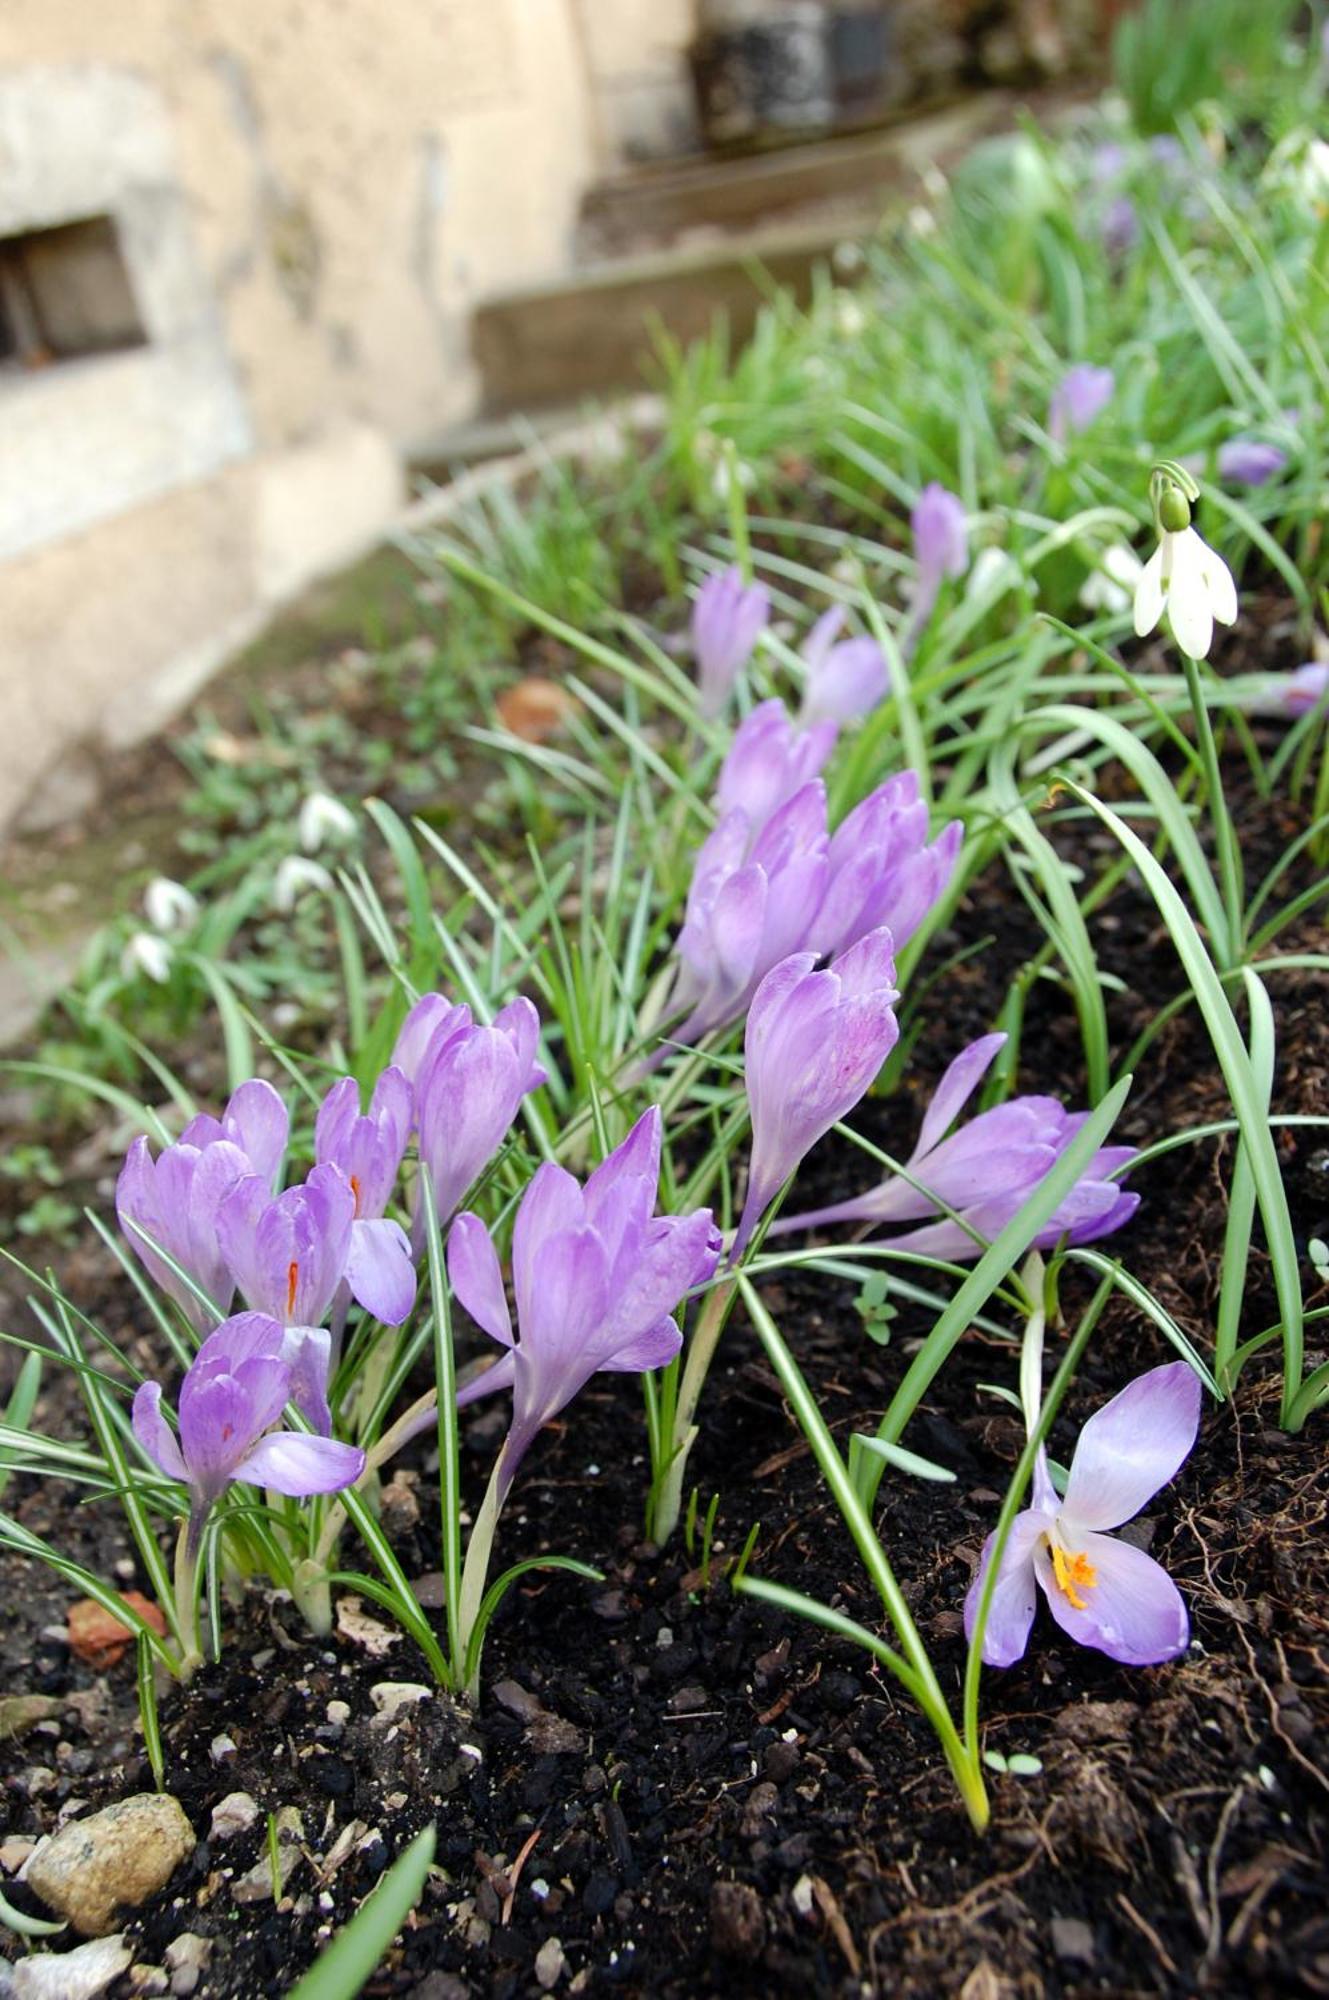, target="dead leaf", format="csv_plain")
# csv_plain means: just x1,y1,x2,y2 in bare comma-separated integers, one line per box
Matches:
335,1595,400,1658
495,677,581,743
67,1593,167,1670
